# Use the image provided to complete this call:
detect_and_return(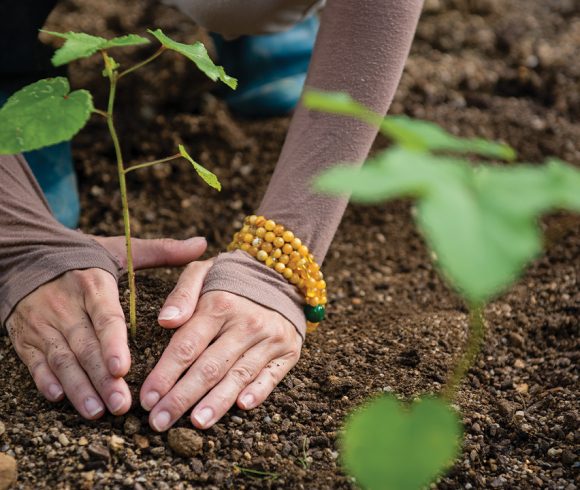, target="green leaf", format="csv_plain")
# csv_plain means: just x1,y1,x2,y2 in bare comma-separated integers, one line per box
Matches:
42,30,150,66
178,144,222,191
315,148,580,303
0,77,93,154
342,395,462,490
304,90,516,160
148,29,237,89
